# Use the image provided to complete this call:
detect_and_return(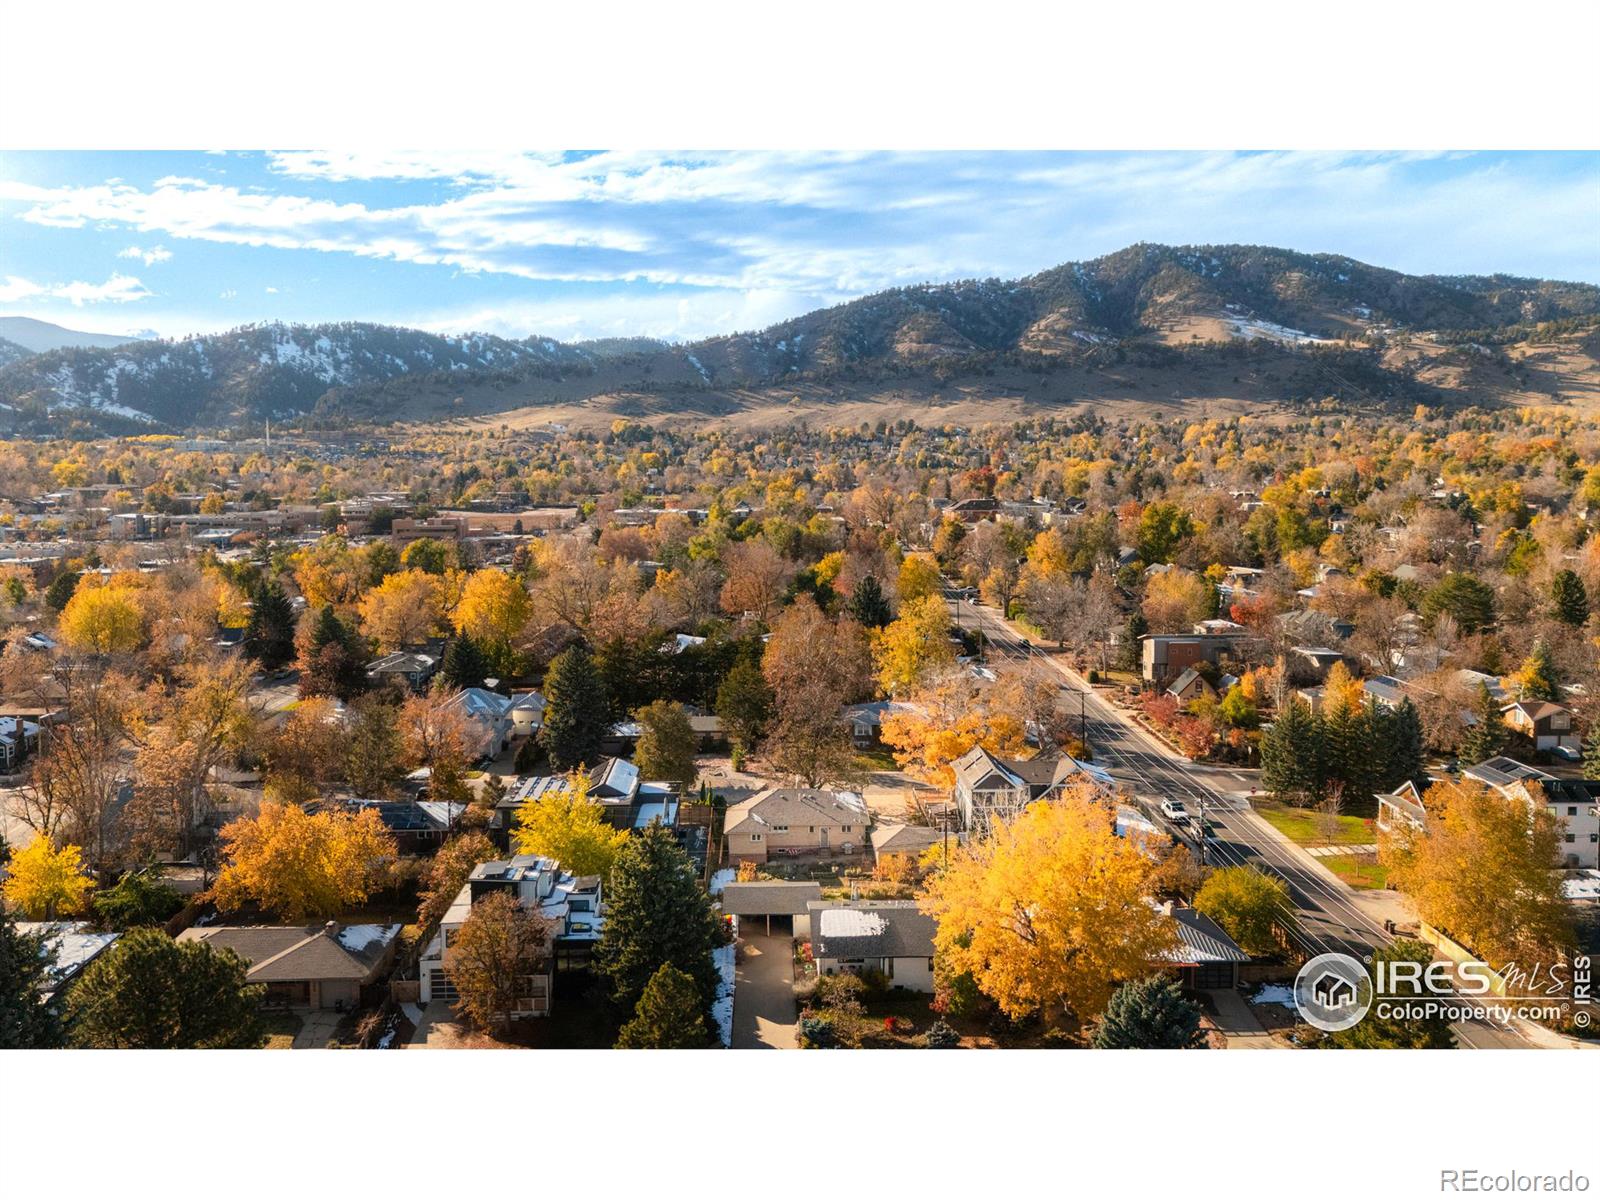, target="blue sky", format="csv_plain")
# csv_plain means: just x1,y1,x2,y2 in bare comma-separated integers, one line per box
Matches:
1,150,1596,343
